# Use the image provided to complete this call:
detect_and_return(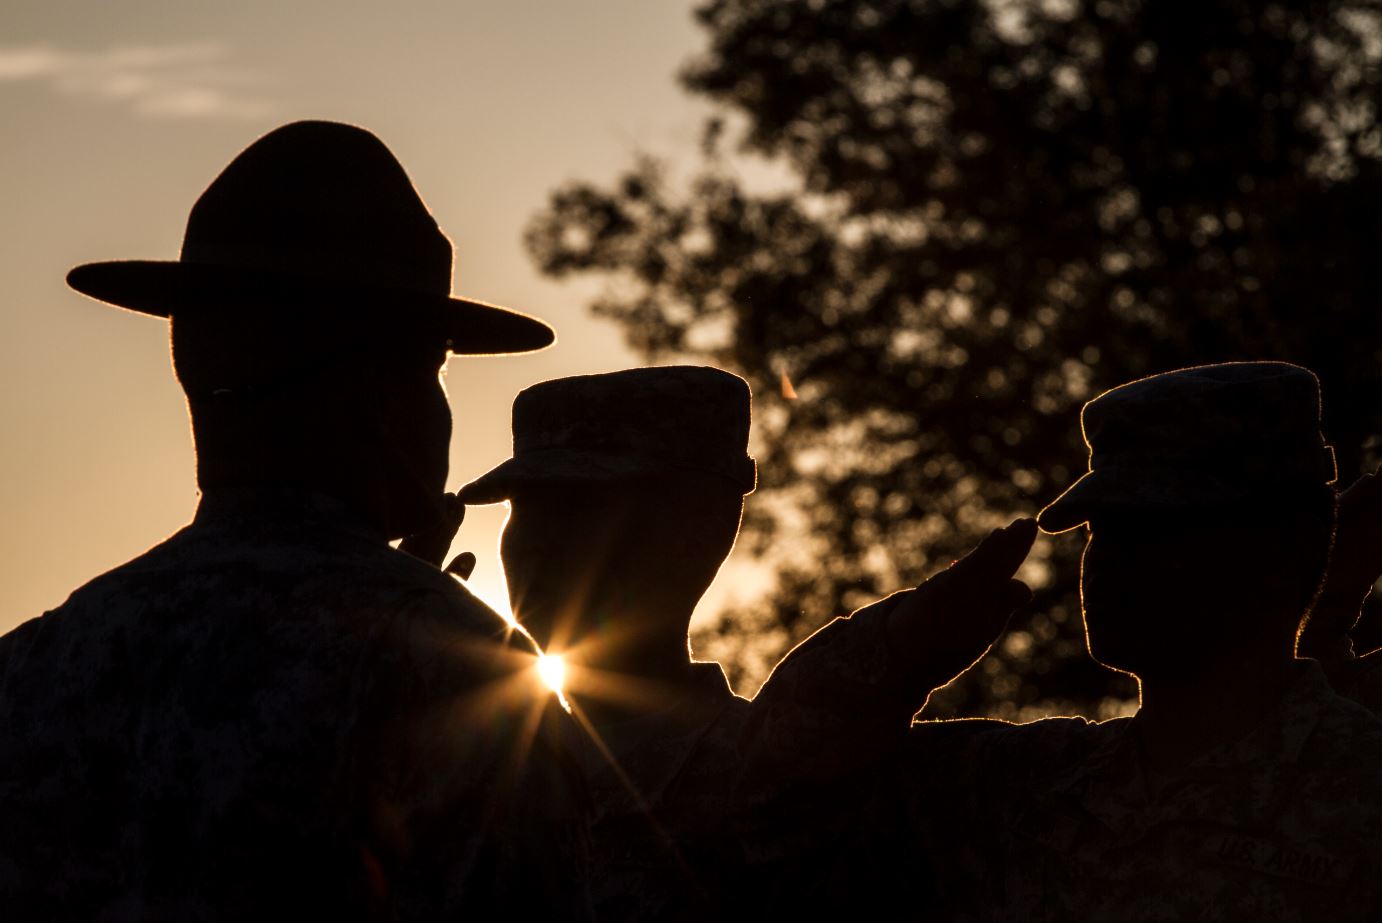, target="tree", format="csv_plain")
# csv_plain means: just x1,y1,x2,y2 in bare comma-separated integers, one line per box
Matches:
527,0,1382,718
